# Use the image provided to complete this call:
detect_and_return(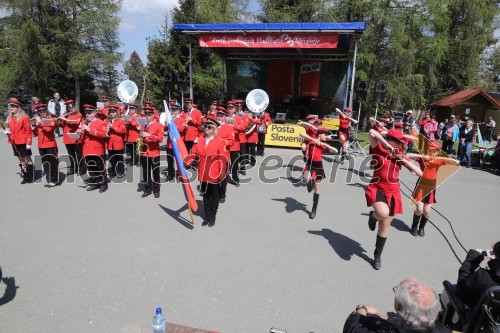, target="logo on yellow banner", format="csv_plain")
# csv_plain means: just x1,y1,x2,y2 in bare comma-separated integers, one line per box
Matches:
264,124,305,148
